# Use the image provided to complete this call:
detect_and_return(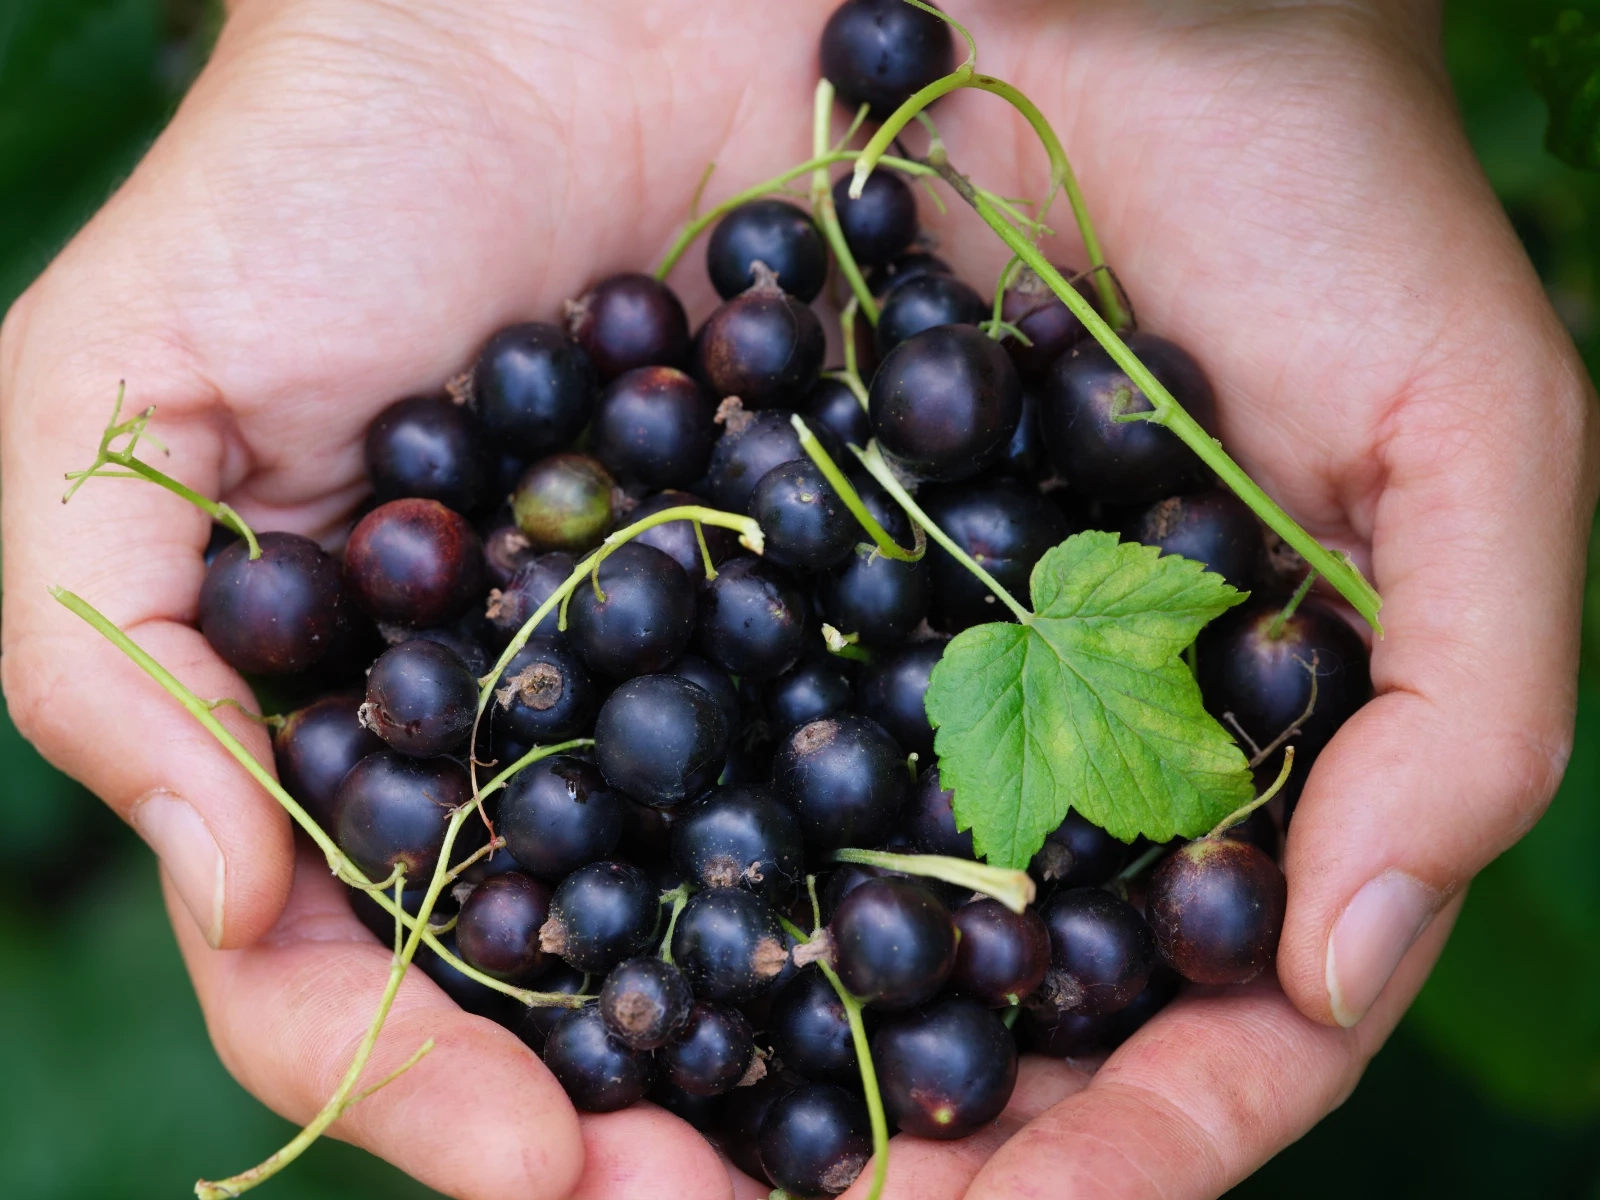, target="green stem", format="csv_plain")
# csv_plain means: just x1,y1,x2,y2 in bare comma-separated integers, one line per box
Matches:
476,738,596,801
1115,841,1167,884
812,79,881,325
791,416,923,562
829,848,1035,914
838,299,868,408
853,442,1033,623
817,961,890,1200
822,624,876,663
658,884,691,962
1208,746,1296,838
1267,571,1318,640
